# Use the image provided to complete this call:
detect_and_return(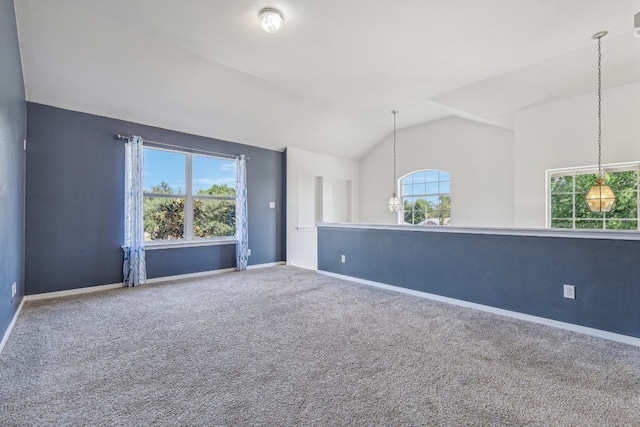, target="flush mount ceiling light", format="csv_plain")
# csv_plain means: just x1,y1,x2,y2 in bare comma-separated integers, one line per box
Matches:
259,8,283,34
585,31,616,212
388,110,401,213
